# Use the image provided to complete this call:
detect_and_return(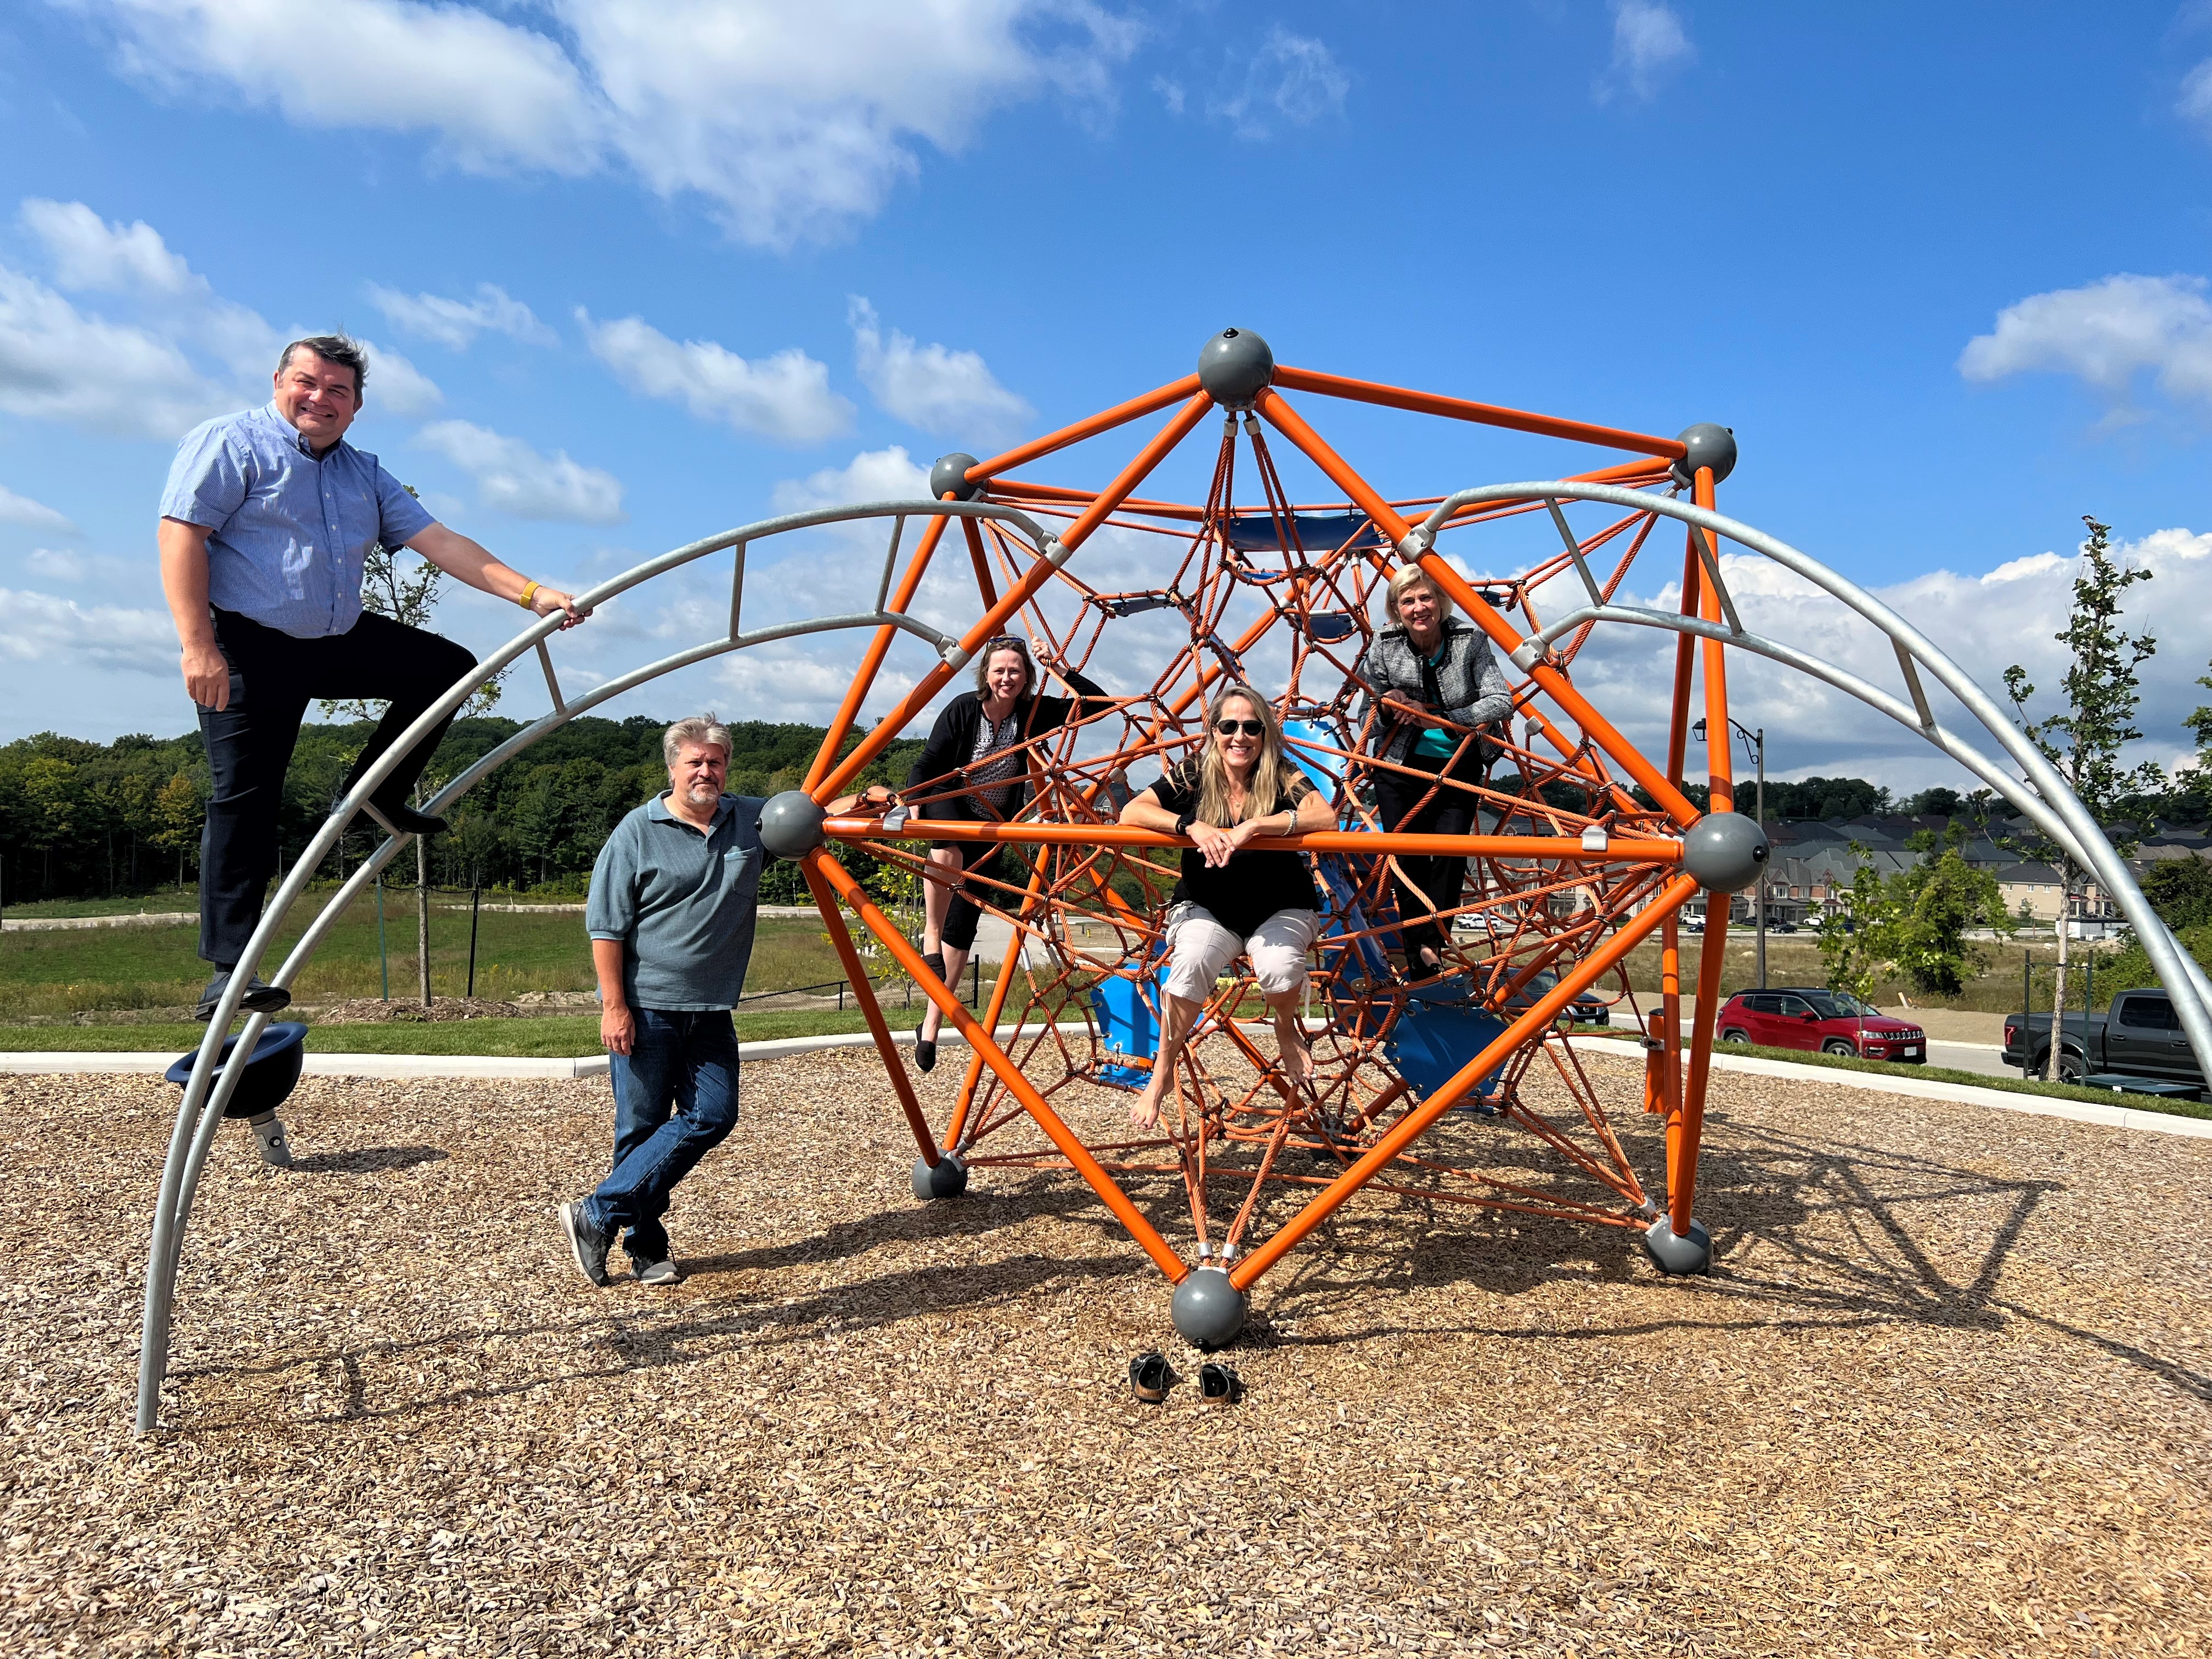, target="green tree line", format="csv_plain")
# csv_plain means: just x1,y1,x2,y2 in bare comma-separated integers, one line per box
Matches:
0,715,923,905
